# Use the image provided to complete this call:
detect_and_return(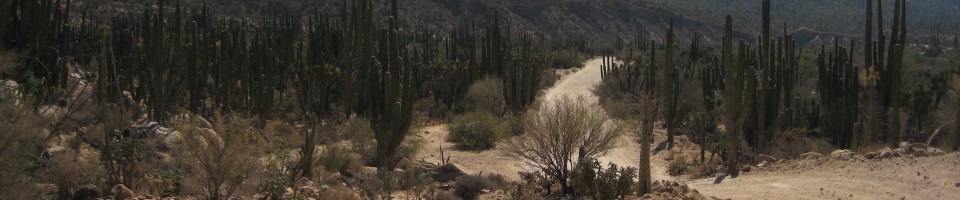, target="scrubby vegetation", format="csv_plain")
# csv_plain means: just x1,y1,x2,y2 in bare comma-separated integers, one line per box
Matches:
505,95,624,194
2,0,959,199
